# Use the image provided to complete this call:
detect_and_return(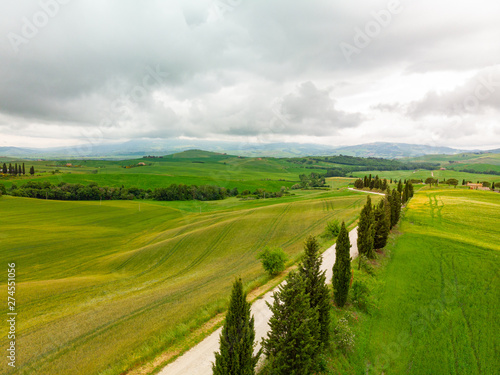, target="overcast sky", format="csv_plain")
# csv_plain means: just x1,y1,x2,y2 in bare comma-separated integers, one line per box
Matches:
1,0,499,149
